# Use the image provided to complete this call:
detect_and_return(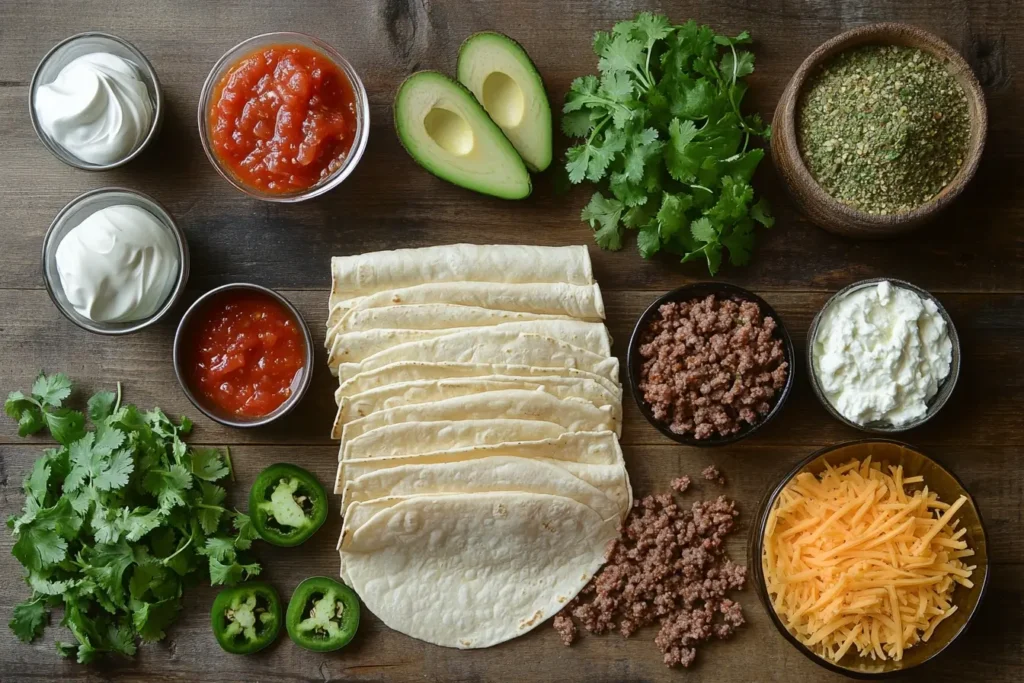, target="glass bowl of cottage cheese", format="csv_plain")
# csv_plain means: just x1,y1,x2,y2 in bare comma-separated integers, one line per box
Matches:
808,278,960,433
